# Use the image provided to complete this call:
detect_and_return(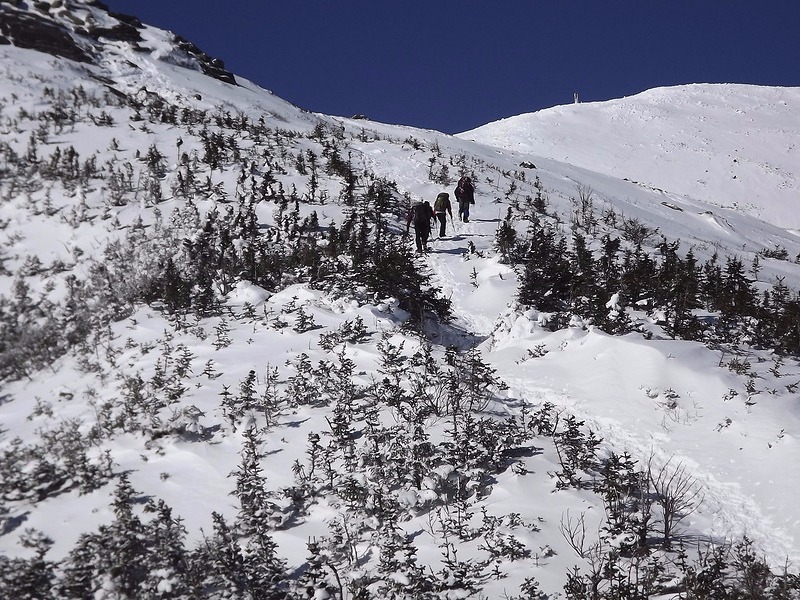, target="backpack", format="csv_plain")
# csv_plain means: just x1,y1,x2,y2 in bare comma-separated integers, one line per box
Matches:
456,176,474,204
411,202,431,227
434,192,449,213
